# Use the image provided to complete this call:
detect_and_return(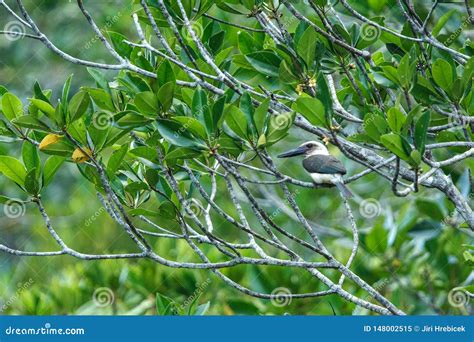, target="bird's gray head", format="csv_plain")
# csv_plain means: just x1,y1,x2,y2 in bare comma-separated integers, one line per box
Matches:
277,141,329,158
